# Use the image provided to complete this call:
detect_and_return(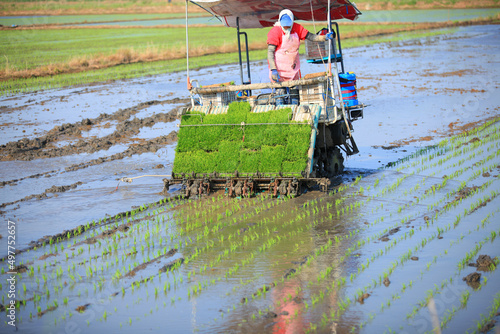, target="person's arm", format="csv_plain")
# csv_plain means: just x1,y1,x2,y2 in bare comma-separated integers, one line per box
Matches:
268,44,280,82
305,31,335,42
267,44,277,70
